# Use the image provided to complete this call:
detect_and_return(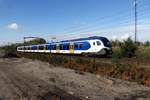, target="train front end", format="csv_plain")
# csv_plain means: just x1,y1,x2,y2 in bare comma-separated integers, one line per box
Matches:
96,37,113,56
